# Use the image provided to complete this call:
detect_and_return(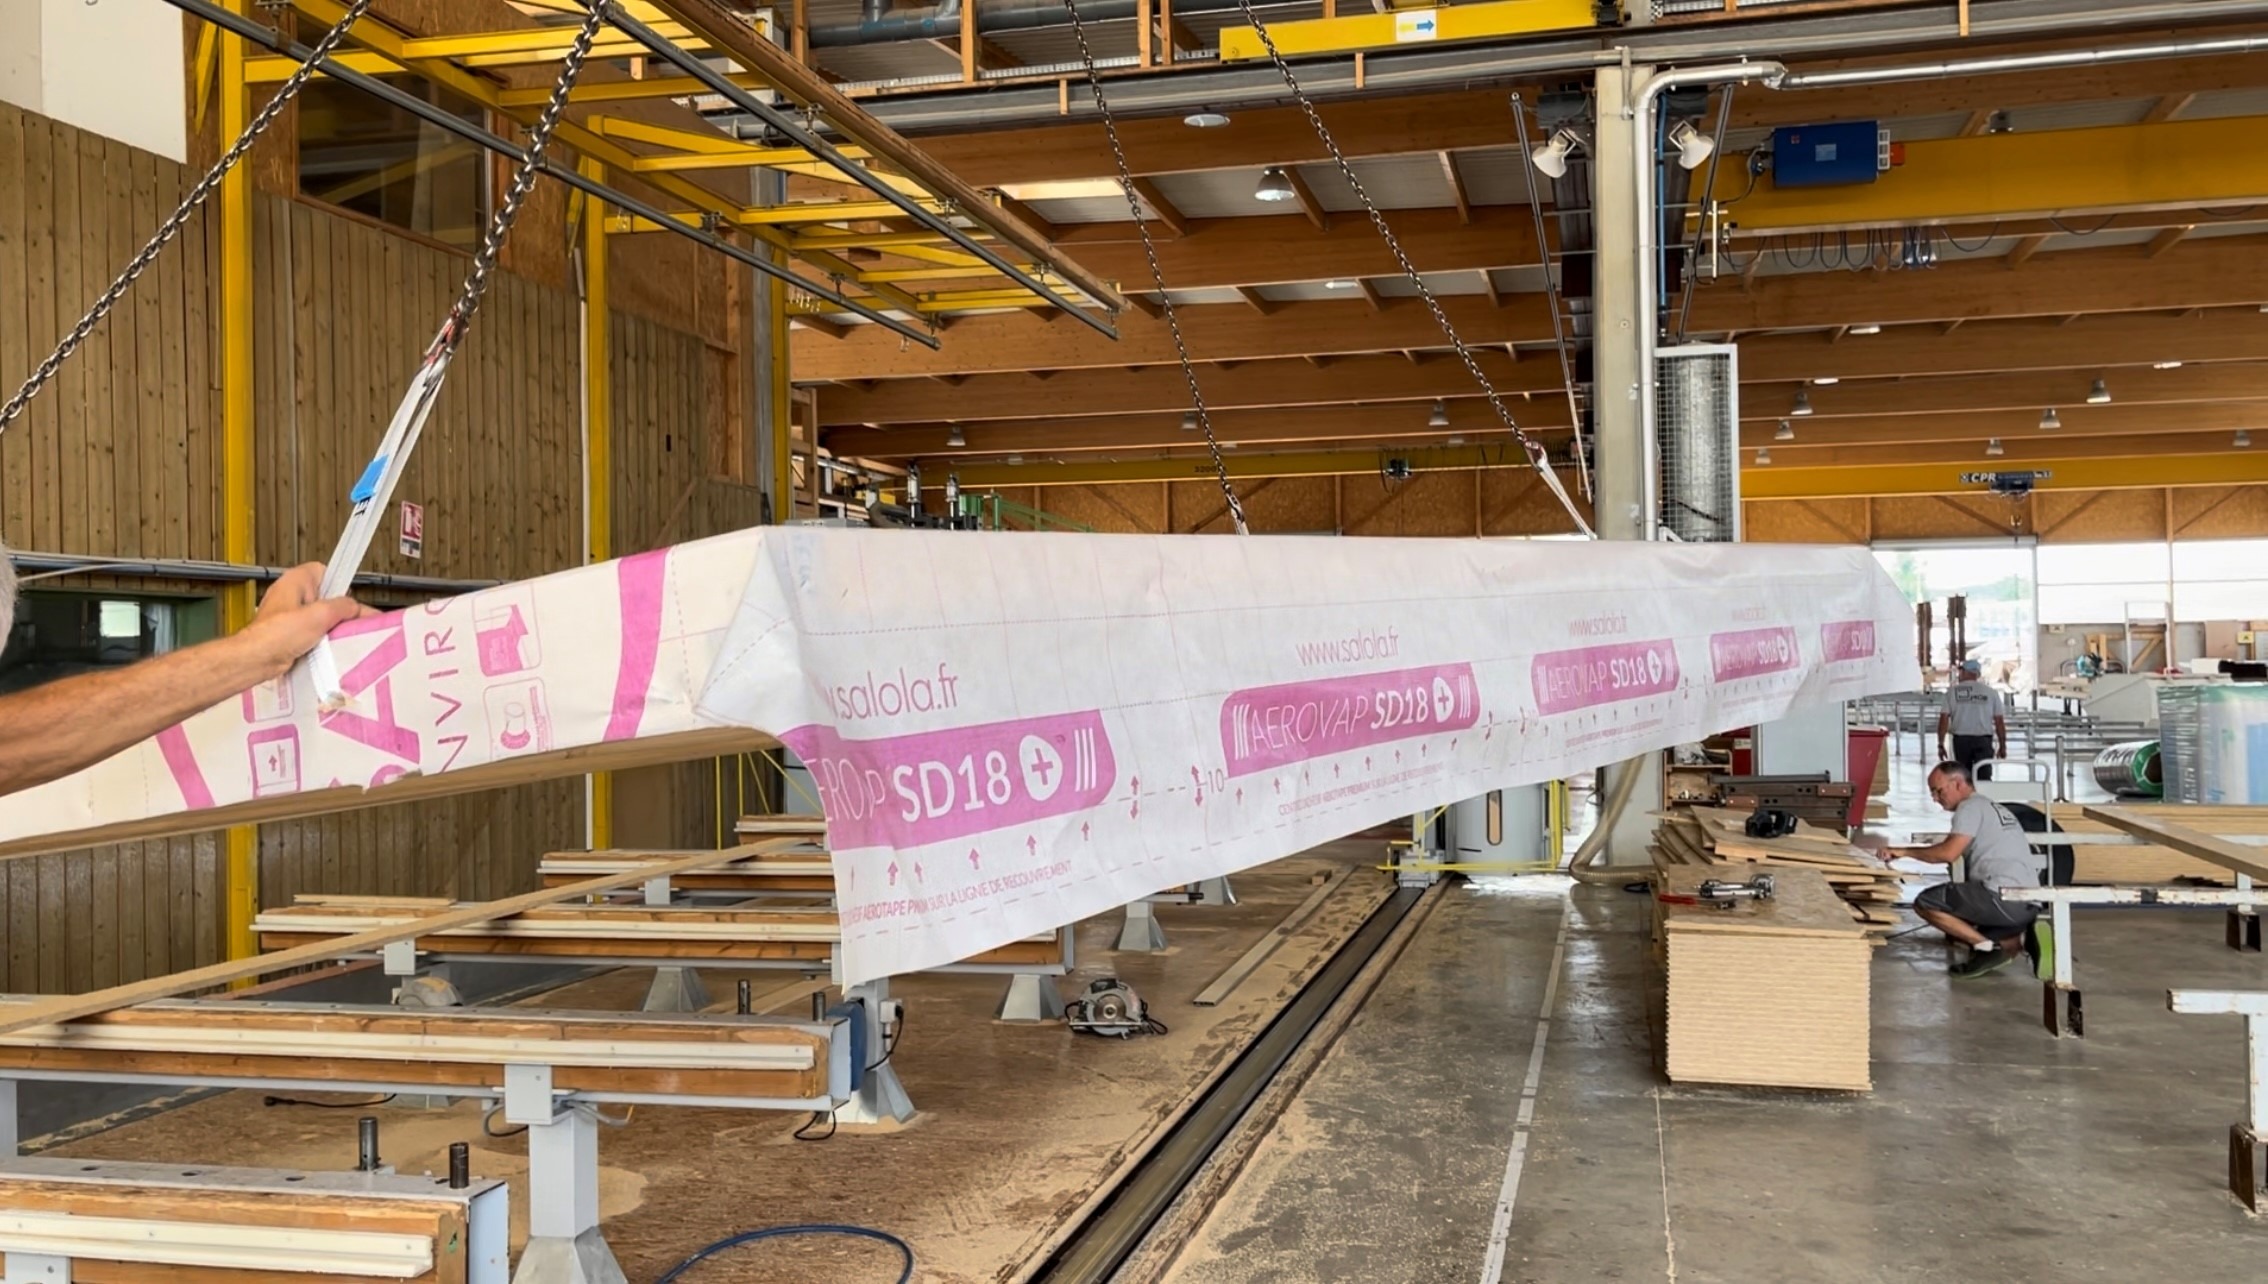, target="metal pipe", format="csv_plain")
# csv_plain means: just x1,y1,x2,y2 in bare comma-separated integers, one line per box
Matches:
810,0,1249,47
832,0,2268,133
1631,61,1785,542
158,0,941,349
448,1141,471,1189
356,1116,381,1172
8,551,499,595
603,2,1121,337
1778,33,2268,87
